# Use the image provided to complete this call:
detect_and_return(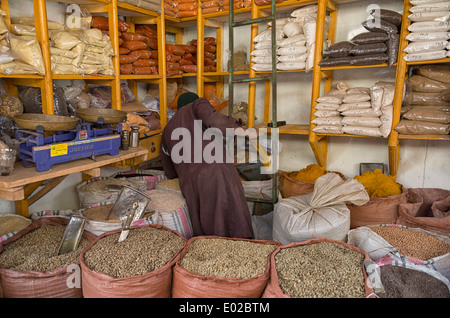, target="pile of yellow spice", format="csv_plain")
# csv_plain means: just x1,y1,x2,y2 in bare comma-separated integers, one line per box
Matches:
354,169,402,198
287,164,326,183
